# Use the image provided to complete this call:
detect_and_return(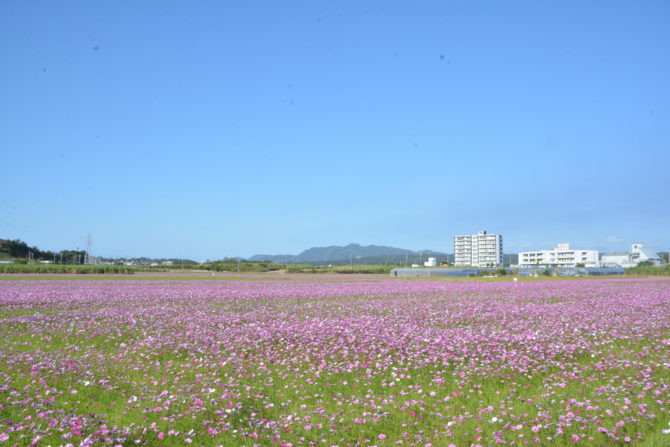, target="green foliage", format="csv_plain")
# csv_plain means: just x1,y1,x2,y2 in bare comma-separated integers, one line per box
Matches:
0,238,86,263
324,264,393,274
200,259,283,273
542,269,552,276
625,264,670,276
